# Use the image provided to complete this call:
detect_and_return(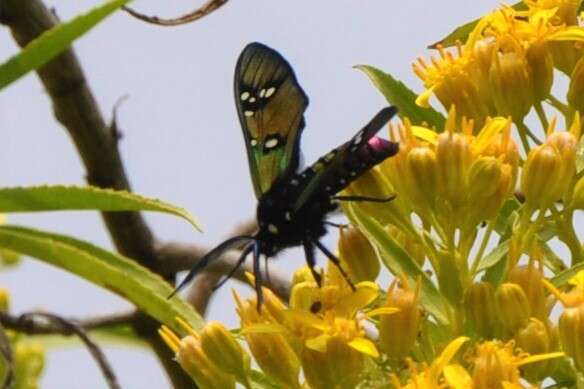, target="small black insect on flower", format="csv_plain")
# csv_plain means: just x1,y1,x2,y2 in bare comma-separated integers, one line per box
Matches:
170,42,399,306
